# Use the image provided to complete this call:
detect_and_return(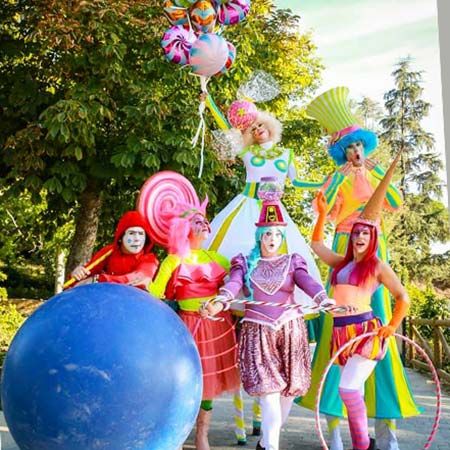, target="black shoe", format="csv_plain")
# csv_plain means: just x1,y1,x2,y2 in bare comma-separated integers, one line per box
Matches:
236,438,247,446
252,426,261,436
351,437,376,450
256,440,265,450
